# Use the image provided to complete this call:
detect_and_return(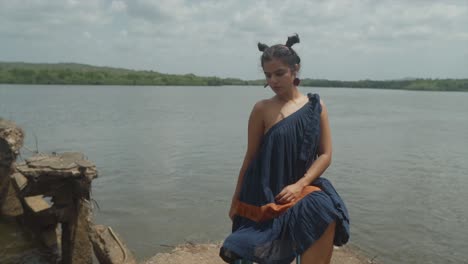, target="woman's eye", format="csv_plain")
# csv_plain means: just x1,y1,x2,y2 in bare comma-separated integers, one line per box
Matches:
275,71,285,77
